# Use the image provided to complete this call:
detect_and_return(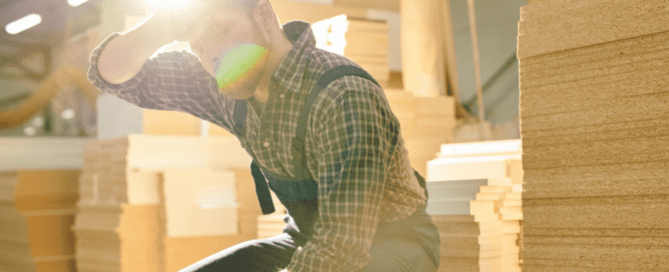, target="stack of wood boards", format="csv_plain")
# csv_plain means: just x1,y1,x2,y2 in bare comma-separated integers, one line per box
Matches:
0,170,79,272
257,190,288,239
74,135,261,272
312,15,391,85
427,140,523,272
384,88,456,177
518,0,669,271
